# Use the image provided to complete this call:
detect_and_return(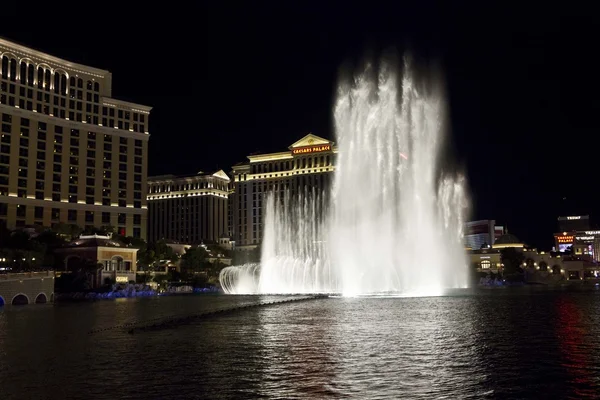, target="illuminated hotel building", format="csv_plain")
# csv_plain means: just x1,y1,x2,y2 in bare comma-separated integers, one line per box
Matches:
554,215,600,261
231,133,336,249
146,171,230,244
557,215,590,232
0,38,150,237
464,219,504,250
